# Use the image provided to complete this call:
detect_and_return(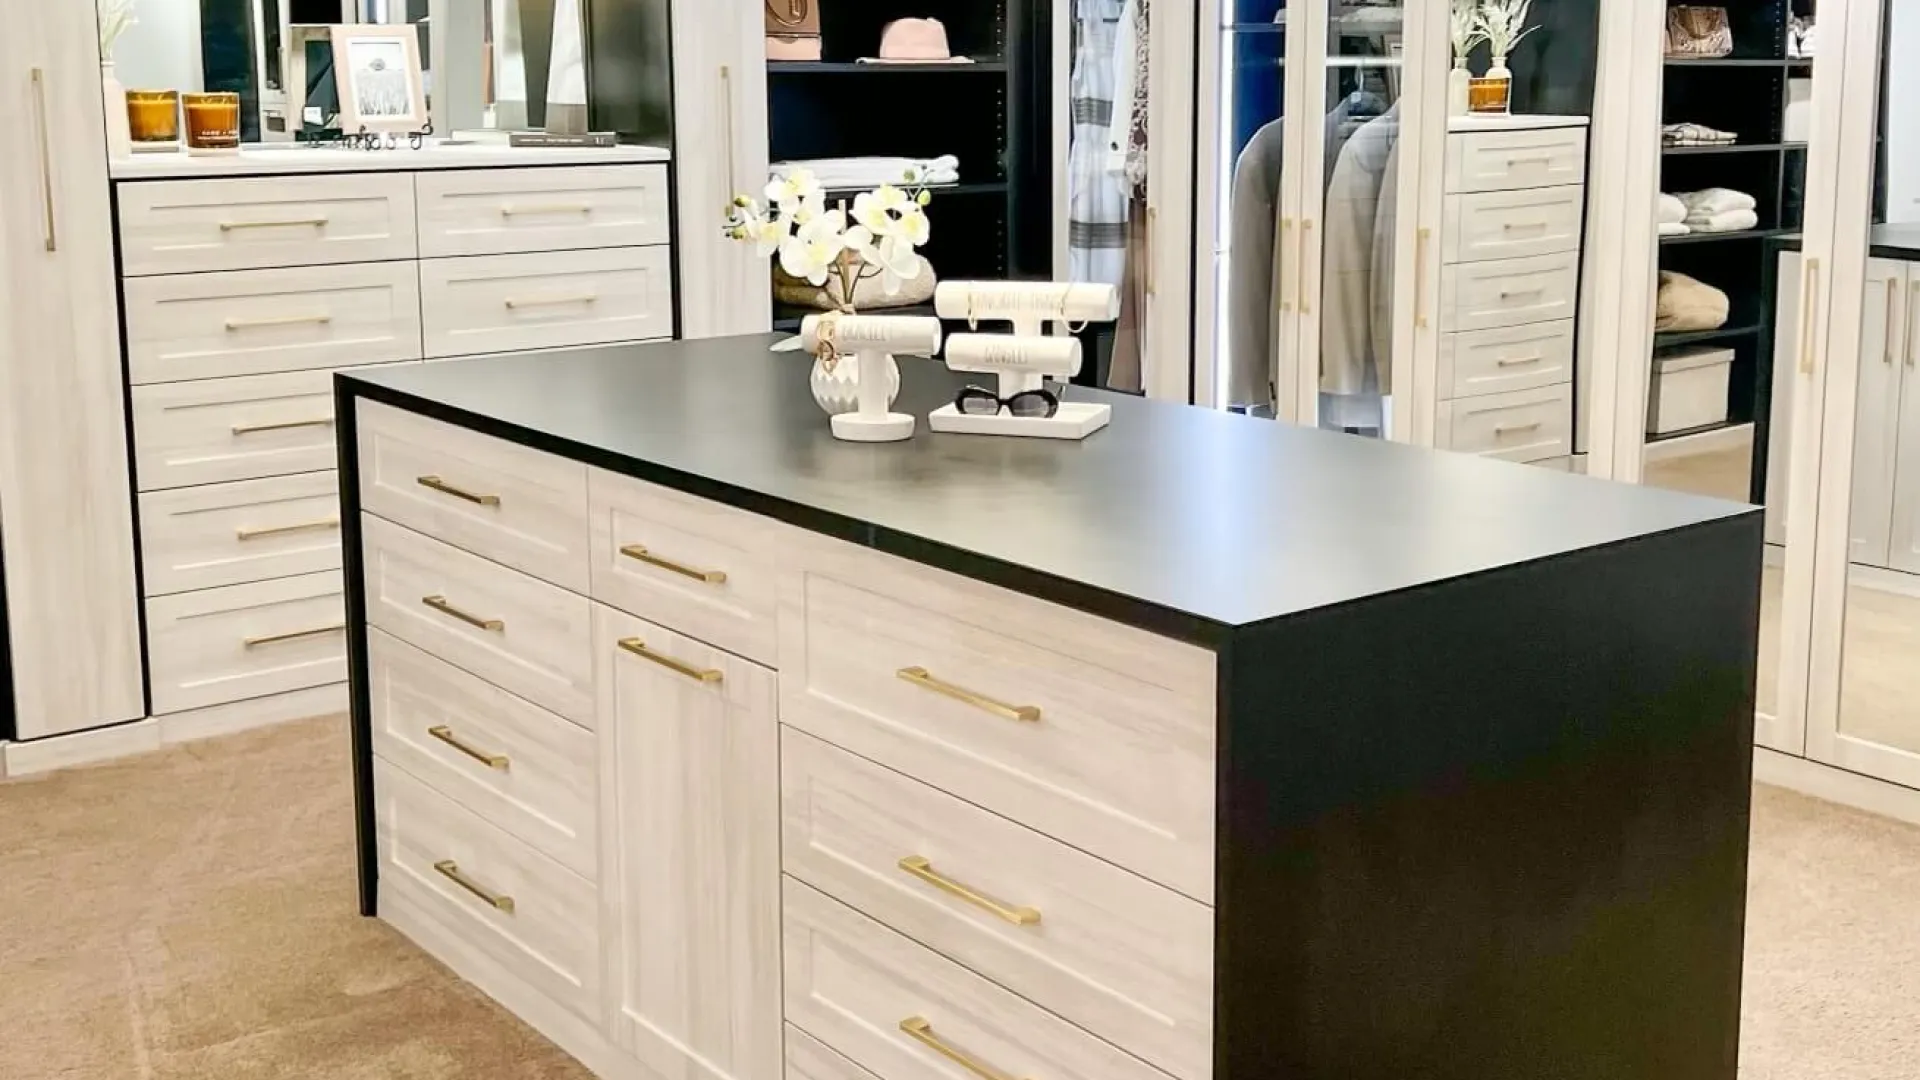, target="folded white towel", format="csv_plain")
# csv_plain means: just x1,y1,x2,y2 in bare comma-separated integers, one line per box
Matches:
1686,208,1759,233
1659,221,1693,237
771,155,961,190
1680,188,1758,216
1658,194,1689,225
